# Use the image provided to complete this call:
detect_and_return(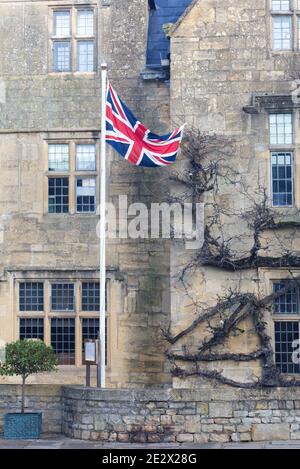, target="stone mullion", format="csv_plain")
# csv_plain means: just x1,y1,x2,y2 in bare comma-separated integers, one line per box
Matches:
11,274,17,342
75,281,82,367
293,10,298,51
69,141,75,214
44,280,51,347
71,6,76,72
43,141,49,215
294,108,300,207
